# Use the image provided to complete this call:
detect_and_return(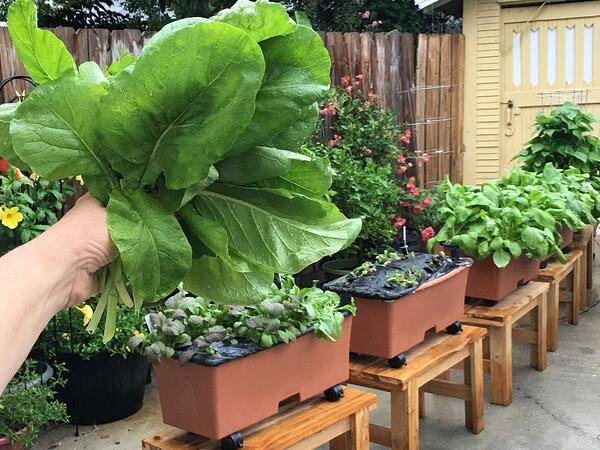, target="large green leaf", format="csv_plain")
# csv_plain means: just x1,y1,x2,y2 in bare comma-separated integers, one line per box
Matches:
212,0,296,42
98,21,265,190
228,25,331,155
107,189,192,300
184,256,273,305
253,155,332,197
266,102,319,151
215,146,311,184
193,184,361,273
7,0,75,84
10,62,110,180
0,102,29,171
